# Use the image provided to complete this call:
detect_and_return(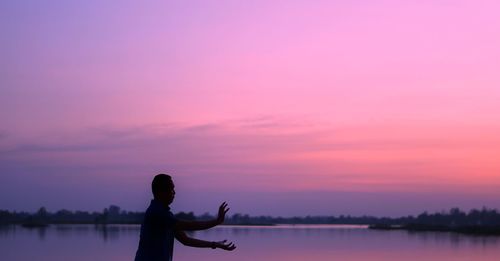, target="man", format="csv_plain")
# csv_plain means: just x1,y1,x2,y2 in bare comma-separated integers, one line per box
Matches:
135,174,236,261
